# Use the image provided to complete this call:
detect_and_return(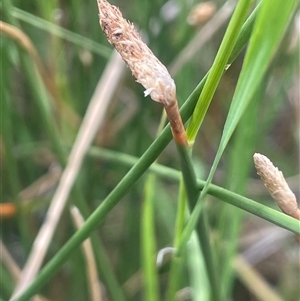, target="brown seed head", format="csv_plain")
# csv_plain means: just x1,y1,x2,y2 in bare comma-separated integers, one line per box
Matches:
97,0,176,106
253,153,299,219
